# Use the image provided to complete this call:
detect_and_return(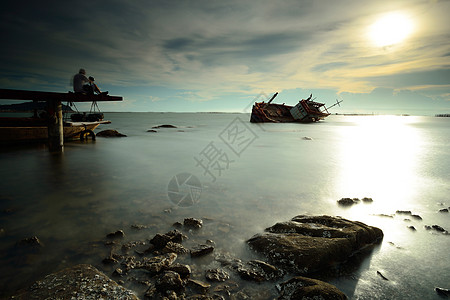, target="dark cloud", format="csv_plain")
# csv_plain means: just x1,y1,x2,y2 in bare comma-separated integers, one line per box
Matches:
1,0,449,112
